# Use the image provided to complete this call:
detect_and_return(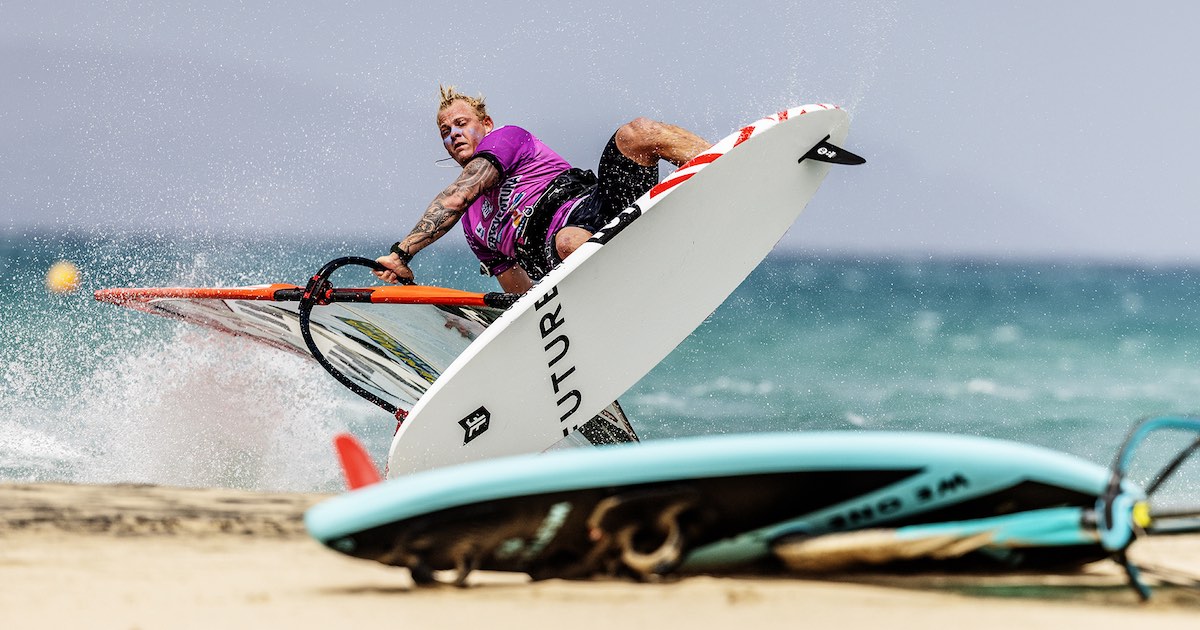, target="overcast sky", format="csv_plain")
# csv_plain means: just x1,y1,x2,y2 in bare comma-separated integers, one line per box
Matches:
3,1,1198,263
